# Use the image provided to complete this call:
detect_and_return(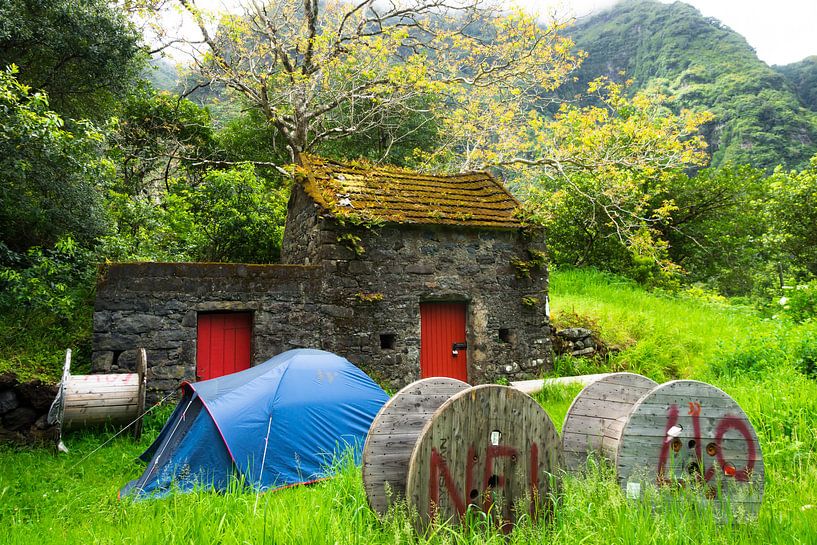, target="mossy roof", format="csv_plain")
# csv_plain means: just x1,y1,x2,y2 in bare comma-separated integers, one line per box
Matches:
297,155,523,229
